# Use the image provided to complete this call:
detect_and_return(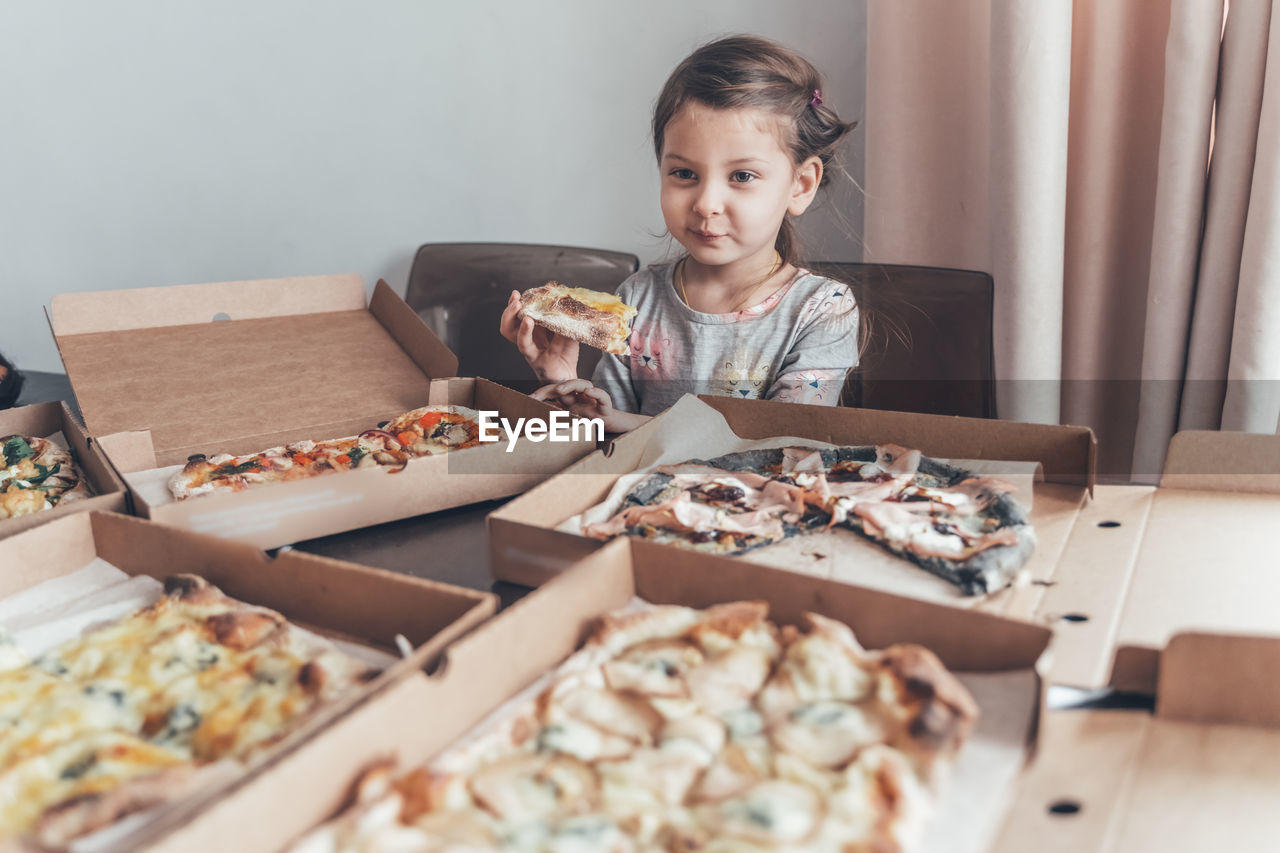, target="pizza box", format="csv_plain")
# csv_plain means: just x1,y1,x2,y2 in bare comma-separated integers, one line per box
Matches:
992,630,1280,852
48,274,597,550
136,535,1053,853
0,400,128,540
0,509,496,851
488,397,1280,694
